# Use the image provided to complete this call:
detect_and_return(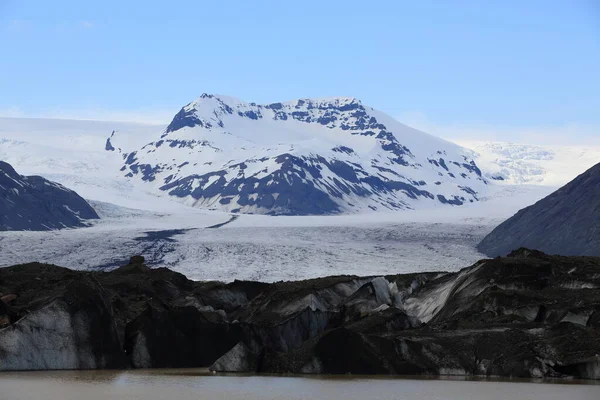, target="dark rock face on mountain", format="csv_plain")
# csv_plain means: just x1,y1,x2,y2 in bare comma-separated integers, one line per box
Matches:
478,162,600,257
105,130,116,151
0,161,99,231
1,251,600,379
